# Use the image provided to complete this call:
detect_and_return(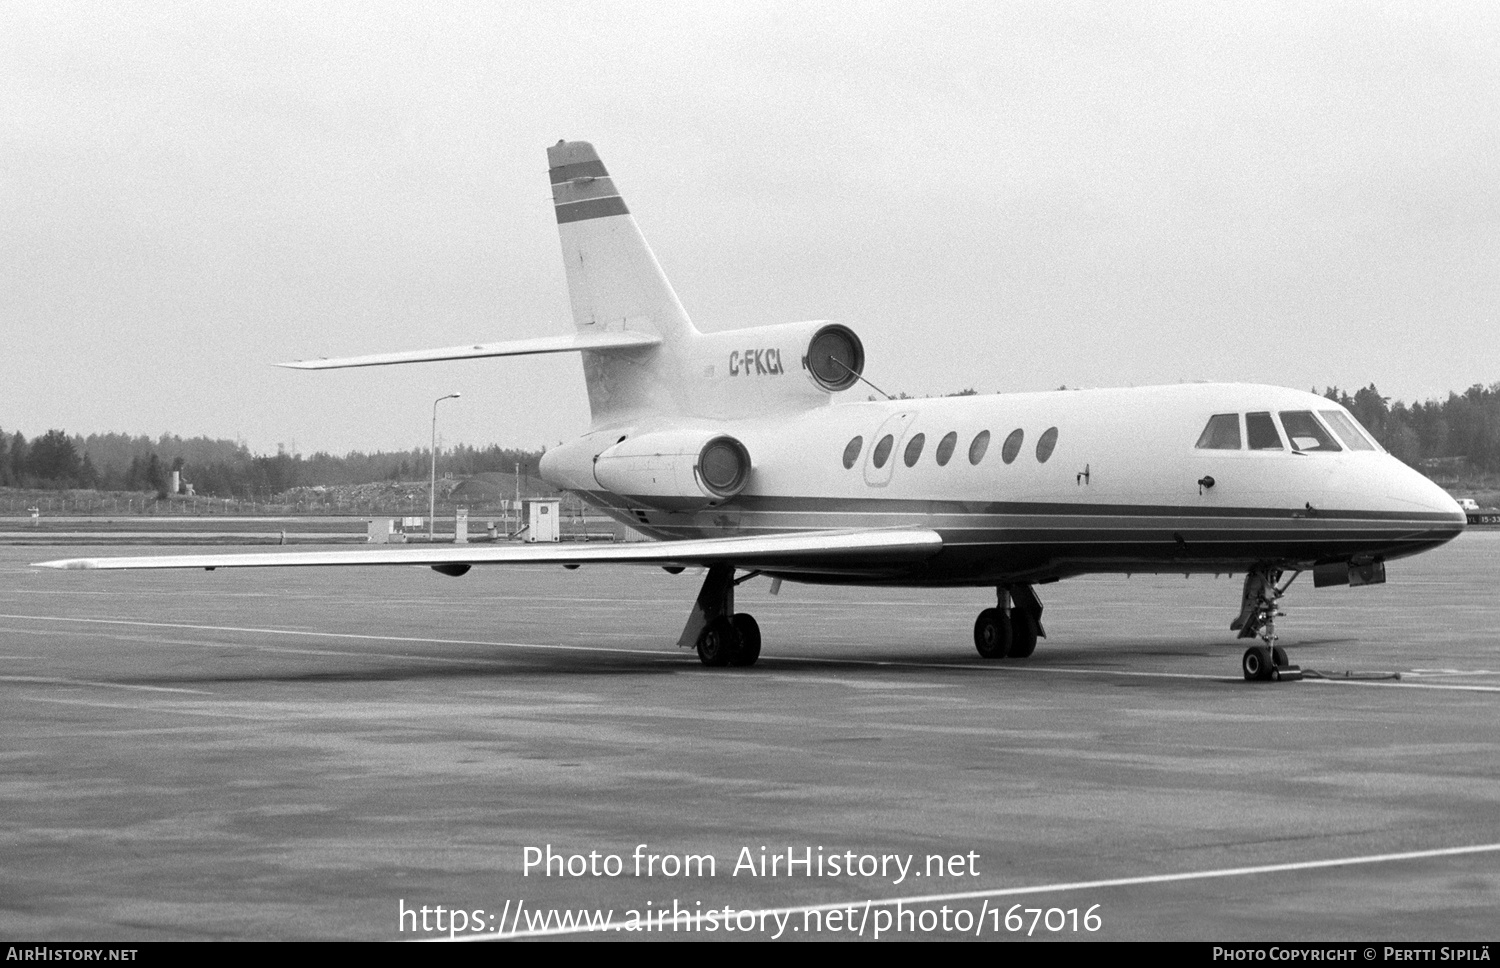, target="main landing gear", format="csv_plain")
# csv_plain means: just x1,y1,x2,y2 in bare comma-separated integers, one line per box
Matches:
973,584,1046,660
1231,565,1303,682
679,565,761,667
